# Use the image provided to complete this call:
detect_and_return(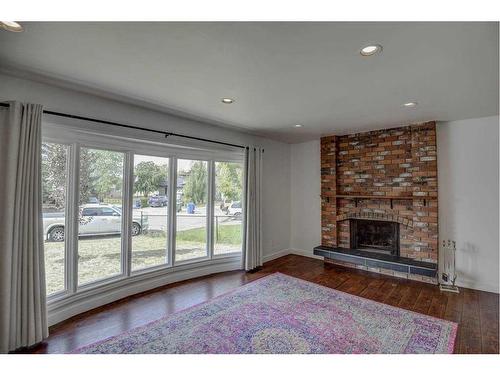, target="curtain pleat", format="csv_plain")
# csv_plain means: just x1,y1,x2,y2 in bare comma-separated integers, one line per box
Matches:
244,147,263,271
0,102,48,353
